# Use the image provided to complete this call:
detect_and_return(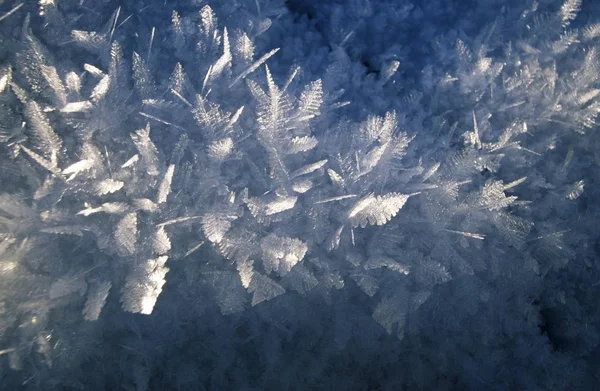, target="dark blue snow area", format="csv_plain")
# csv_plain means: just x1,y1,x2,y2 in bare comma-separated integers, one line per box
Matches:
0,0,599,390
